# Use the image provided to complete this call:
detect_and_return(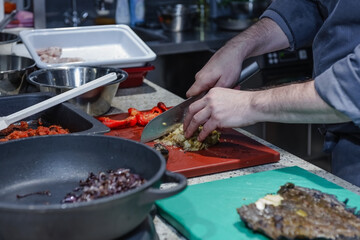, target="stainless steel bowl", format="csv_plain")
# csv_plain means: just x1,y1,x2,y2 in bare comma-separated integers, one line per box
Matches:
0,32,20,54
27,66,128,116
158,4,198,32
0,55,36,95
